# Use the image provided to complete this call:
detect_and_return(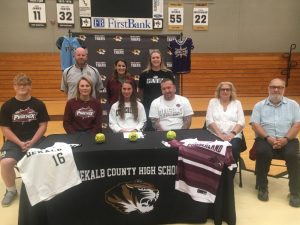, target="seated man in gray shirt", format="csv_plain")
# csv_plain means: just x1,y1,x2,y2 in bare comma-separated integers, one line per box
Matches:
250,78,300,207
